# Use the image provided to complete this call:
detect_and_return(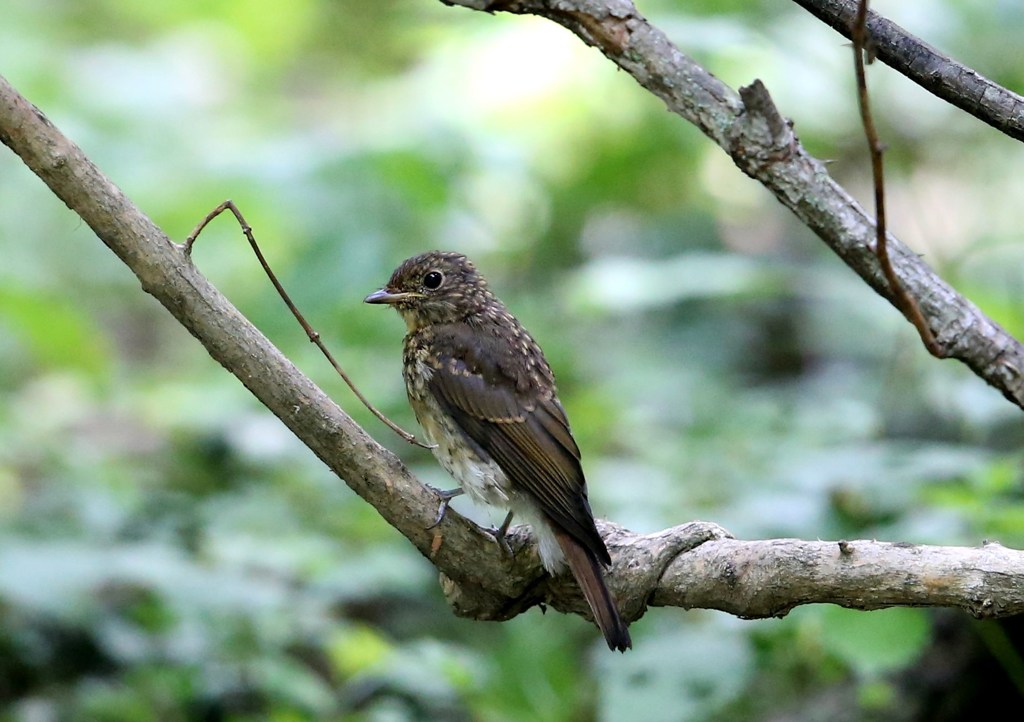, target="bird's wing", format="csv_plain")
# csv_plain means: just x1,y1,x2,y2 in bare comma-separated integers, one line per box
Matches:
426,324,610,564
